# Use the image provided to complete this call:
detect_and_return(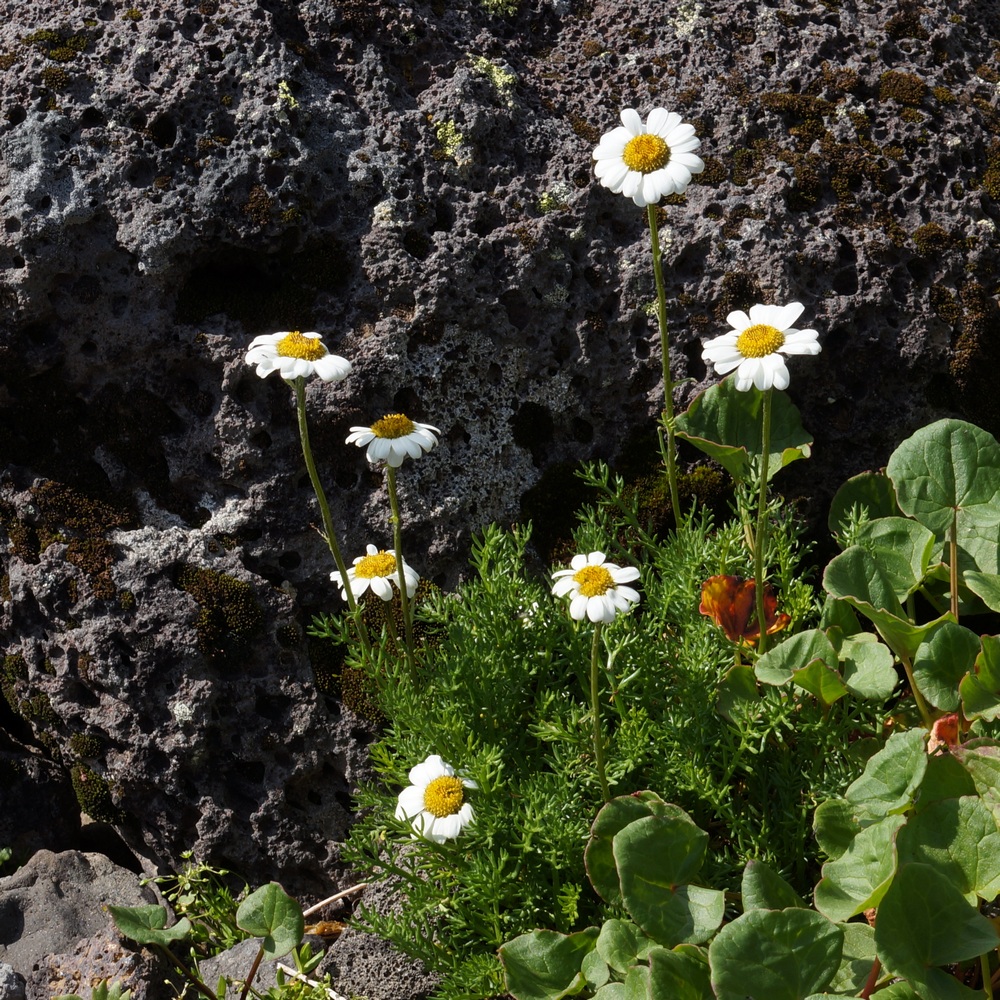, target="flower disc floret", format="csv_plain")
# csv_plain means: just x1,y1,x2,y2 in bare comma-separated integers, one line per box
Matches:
395,754,476,843
552,551,640,623
701,301,821,392
336,544,419,602
346,415,441,467
245,330,352,382
592,107,705,207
